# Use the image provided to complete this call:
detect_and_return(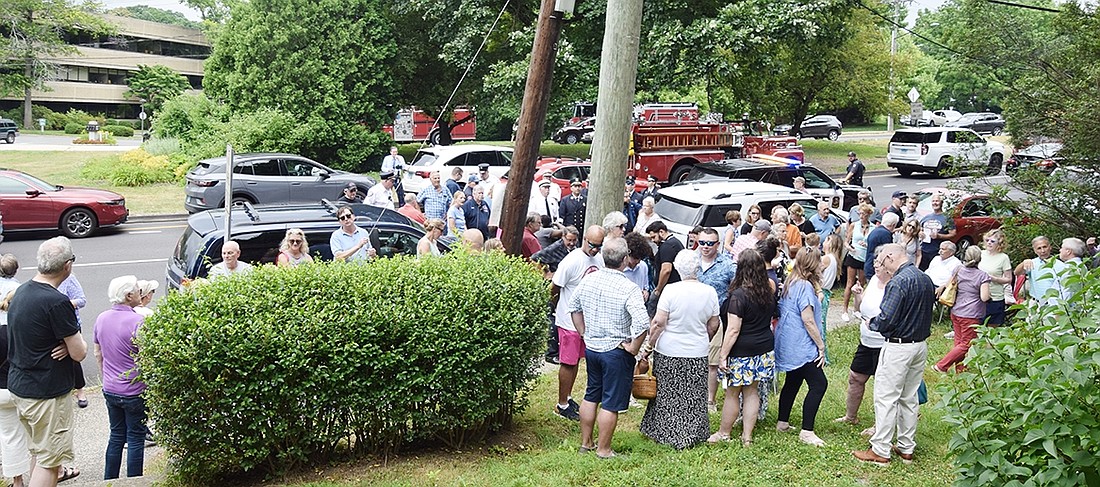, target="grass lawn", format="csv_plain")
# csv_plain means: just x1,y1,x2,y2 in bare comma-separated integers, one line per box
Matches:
268,323,957,487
